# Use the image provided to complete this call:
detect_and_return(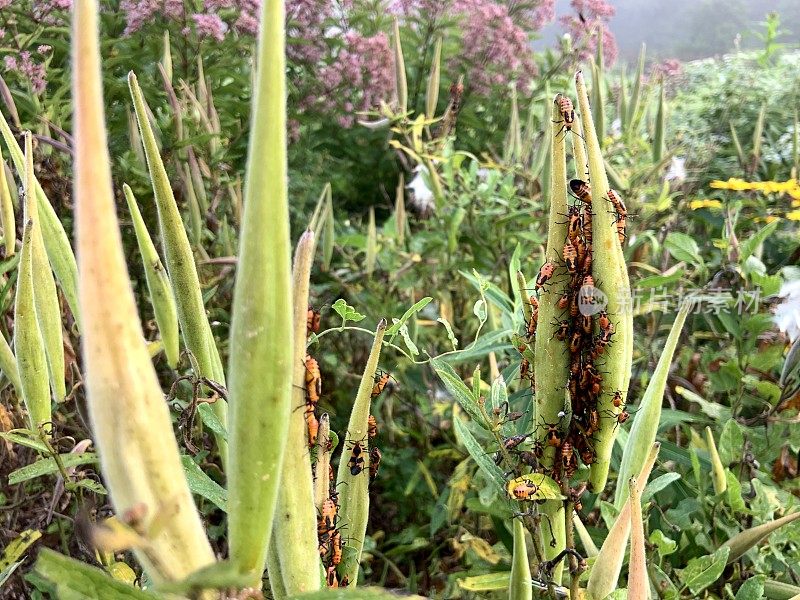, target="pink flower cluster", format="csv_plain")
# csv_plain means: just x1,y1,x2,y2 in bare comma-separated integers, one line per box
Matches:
120,0,261,38
559,0,618,65
32,0,72,23
393,0,555,95
649,58,682,80
449,0,545,95
4,50,48,94
120,0,185,35
310,31,394,127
